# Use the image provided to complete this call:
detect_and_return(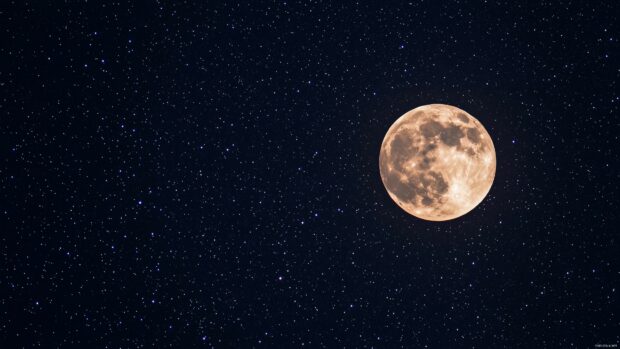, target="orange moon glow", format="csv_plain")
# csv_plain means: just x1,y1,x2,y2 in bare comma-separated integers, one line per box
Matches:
379,104,496,221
